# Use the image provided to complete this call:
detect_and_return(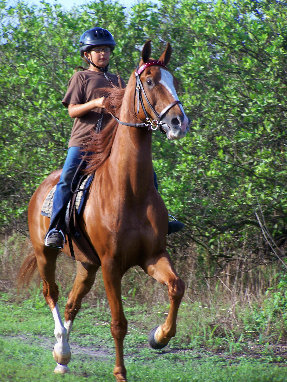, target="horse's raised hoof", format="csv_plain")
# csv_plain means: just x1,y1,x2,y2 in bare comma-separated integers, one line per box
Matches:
54,363,70,374
148,326,169,349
